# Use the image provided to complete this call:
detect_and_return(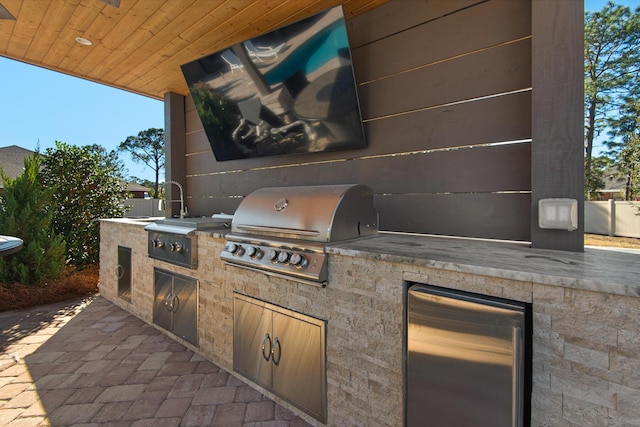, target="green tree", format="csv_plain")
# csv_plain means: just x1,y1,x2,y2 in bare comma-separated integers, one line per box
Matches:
618,130,640,200
585,155,613,200
0,154,66,285
118,128,165,197
40,141,127,267
87,144,127,179
584,2,640,188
